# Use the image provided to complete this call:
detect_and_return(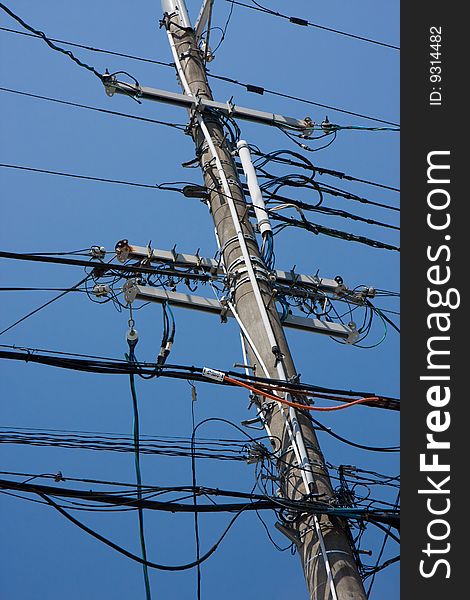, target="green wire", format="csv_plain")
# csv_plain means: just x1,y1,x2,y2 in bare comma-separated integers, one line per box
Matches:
127,349,152,600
